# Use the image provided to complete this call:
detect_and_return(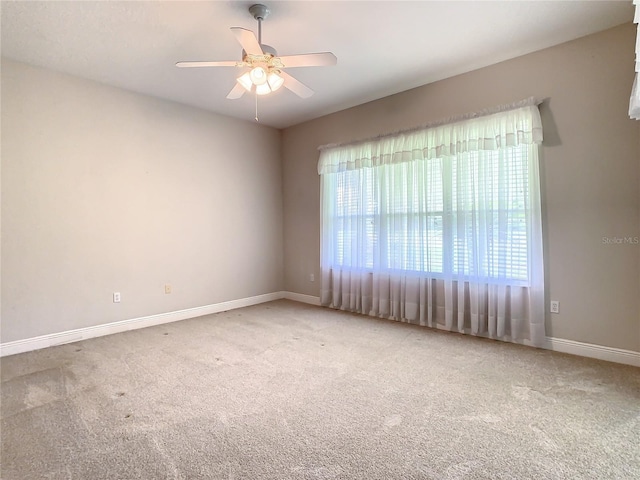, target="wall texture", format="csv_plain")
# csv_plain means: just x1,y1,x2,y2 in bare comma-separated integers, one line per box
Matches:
1,60,283,343
282,24,640,352
2,24,639,354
